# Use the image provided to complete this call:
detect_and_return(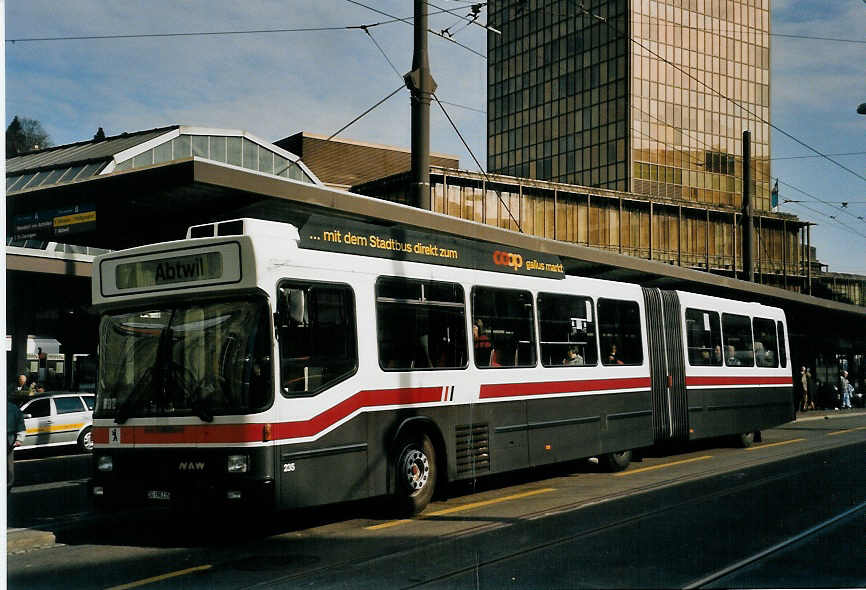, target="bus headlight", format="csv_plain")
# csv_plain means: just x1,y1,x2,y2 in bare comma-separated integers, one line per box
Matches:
97,455,114,472
227,454,249,473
